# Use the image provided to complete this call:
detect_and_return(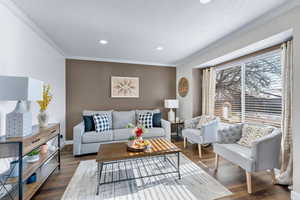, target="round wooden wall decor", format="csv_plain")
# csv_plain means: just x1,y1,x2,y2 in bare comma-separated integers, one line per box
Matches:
178,77,189,97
